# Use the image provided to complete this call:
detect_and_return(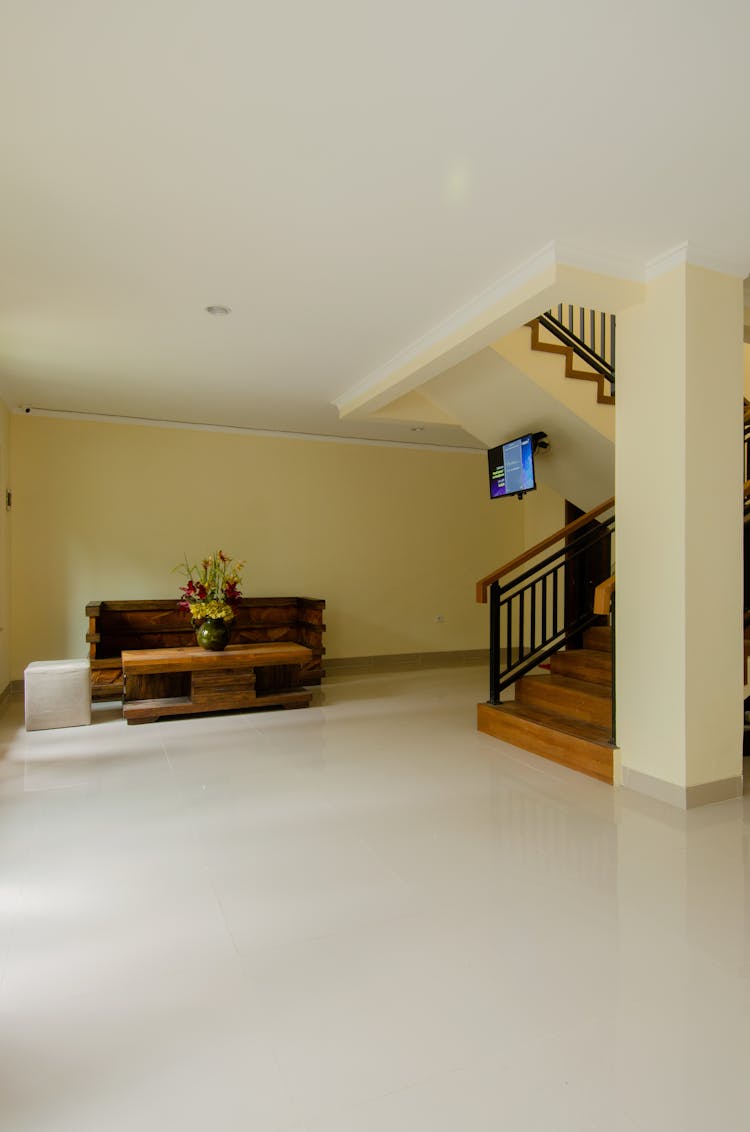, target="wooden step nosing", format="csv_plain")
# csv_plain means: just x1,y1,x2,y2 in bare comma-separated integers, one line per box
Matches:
497,701,613,746
477,702,614,784
514,676,611,726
